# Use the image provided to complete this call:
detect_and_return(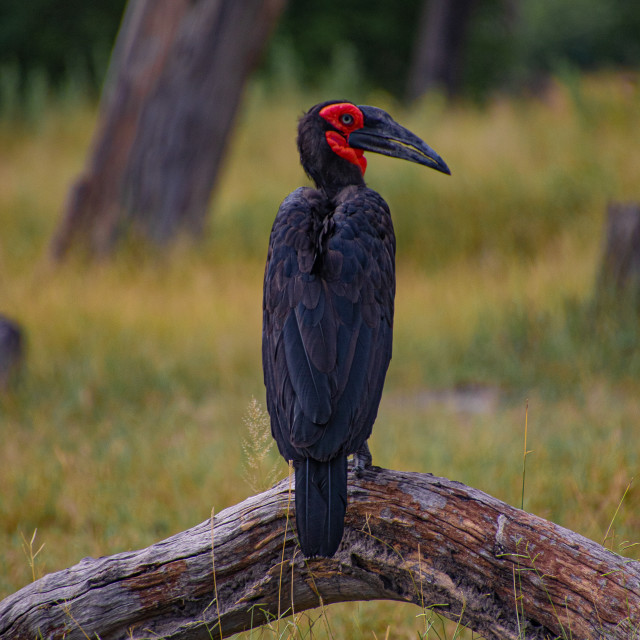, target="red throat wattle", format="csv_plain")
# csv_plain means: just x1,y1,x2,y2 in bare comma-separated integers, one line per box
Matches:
325,131,367,174
319,103,368,175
